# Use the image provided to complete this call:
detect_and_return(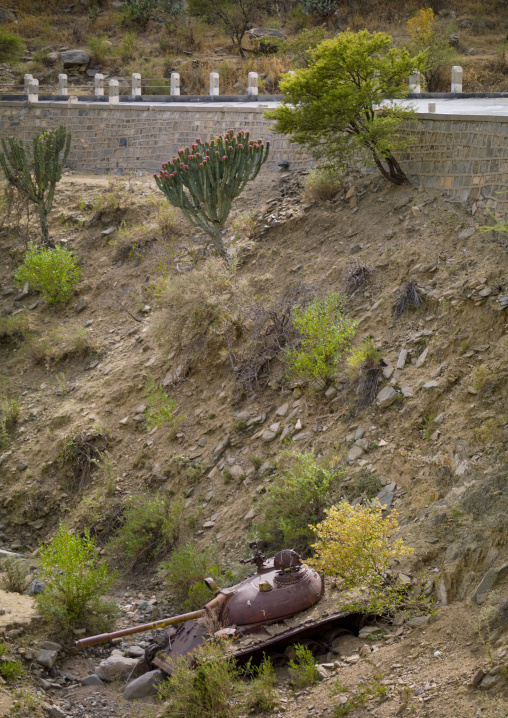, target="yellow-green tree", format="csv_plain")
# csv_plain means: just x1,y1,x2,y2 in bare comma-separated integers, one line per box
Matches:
406,8,456,92
307,501,412,592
